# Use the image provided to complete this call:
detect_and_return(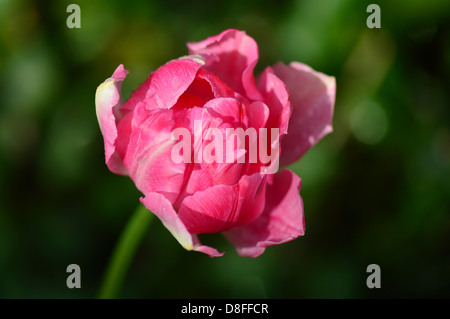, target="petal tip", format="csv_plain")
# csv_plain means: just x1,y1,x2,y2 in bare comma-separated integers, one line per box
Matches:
112,64,129,81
